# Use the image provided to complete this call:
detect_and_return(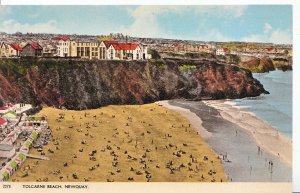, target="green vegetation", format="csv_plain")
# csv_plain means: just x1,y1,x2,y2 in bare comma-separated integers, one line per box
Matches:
151,58,165,69
0,58,85,78
148,49,160,59
179,65,197,71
